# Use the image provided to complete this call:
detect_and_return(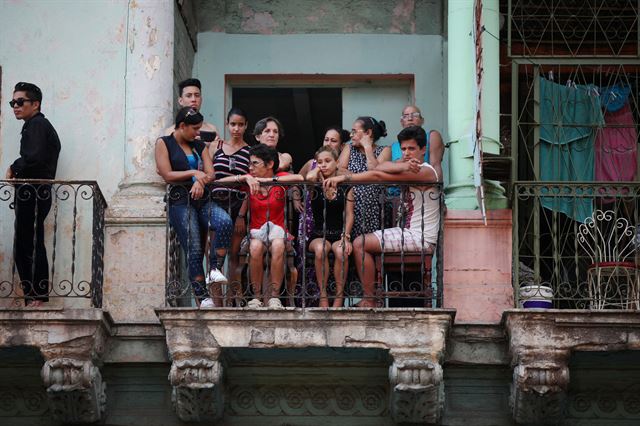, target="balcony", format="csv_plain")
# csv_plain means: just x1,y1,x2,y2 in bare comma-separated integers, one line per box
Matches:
156,181,455,424
513,182,639,309
0,179,110,424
